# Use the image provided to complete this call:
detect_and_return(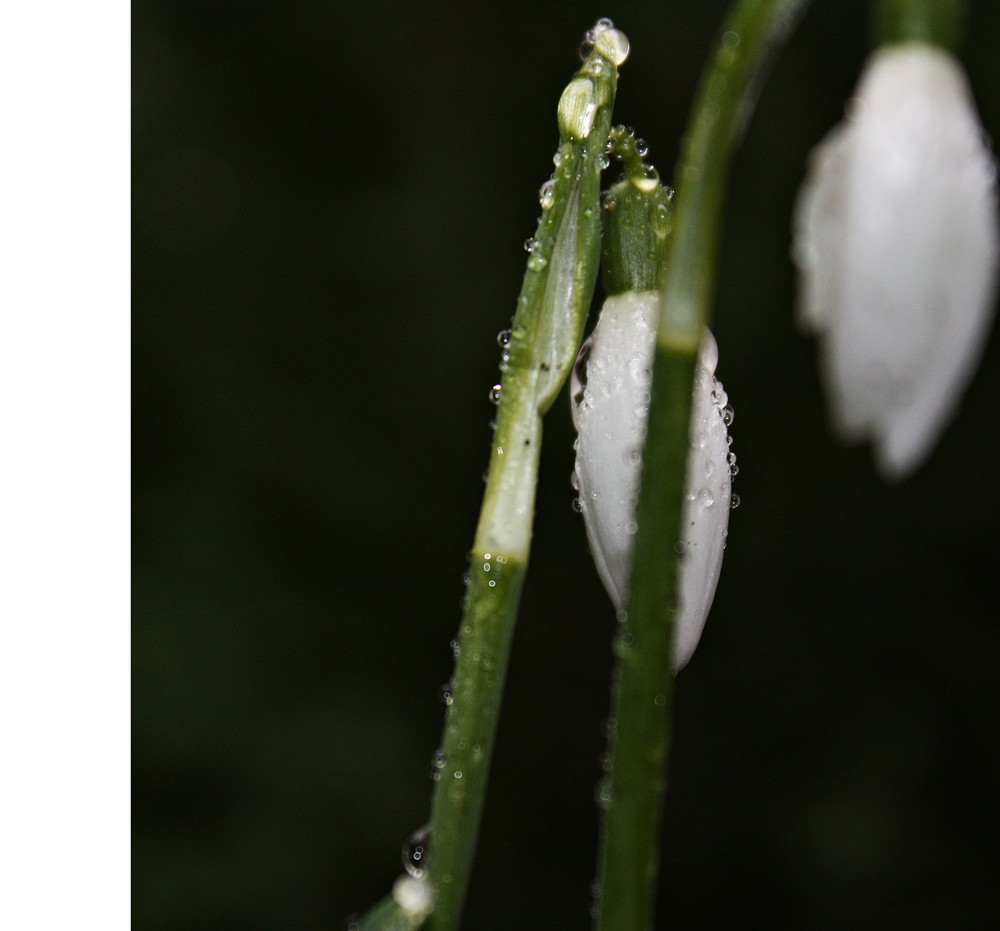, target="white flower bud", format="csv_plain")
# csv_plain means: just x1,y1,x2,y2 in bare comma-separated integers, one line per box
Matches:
793,44,999,478
571,291,733,671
